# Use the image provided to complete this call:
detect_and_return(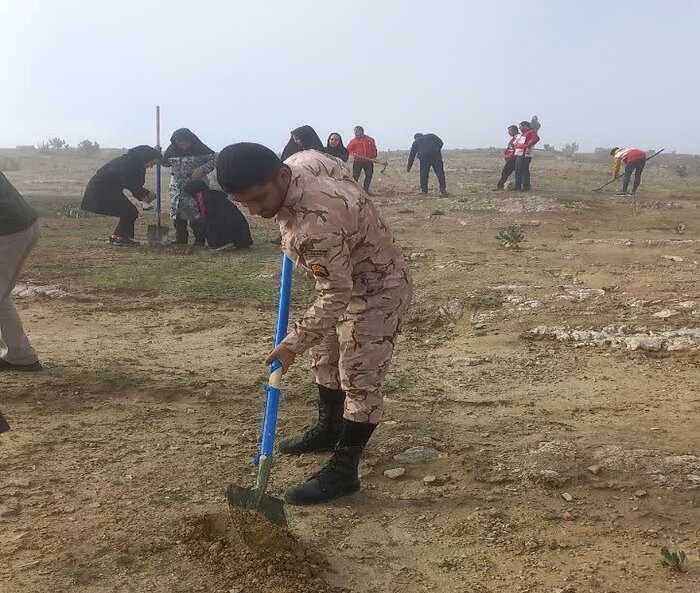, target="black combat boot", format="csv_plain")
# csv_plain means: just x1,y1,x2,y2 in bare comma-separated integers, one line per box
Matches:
284,419,376,505
278,385,345,454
